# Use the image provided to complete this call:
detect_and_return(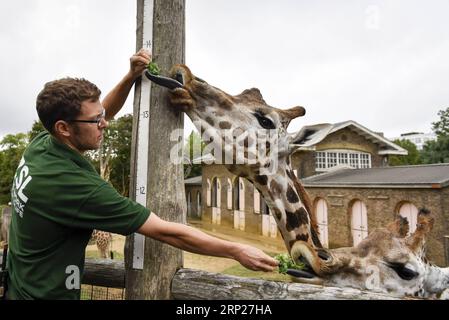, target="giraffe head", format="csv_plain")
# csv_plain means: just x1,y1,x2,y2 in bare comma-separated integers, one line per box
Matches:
291,209,449,298
159,64,338,275
165,64,306,172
